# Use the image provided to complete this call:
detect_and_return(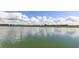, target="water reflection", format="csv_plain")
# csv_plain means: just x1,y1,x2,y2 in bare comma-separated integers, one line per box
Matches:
0,27,79,47
22,27,79,38
0,27,79,40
